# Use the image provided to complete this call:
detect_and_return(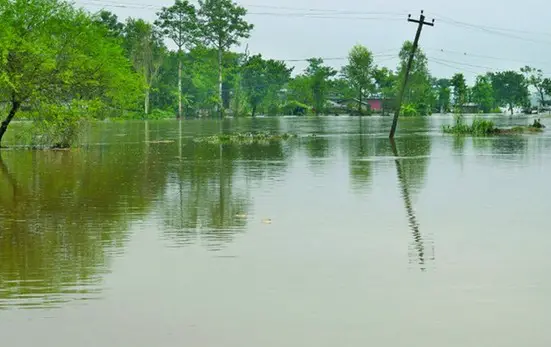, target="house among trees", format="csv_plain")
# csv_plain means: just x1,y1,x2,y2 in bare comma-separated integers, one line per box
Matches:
328,96,389,115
